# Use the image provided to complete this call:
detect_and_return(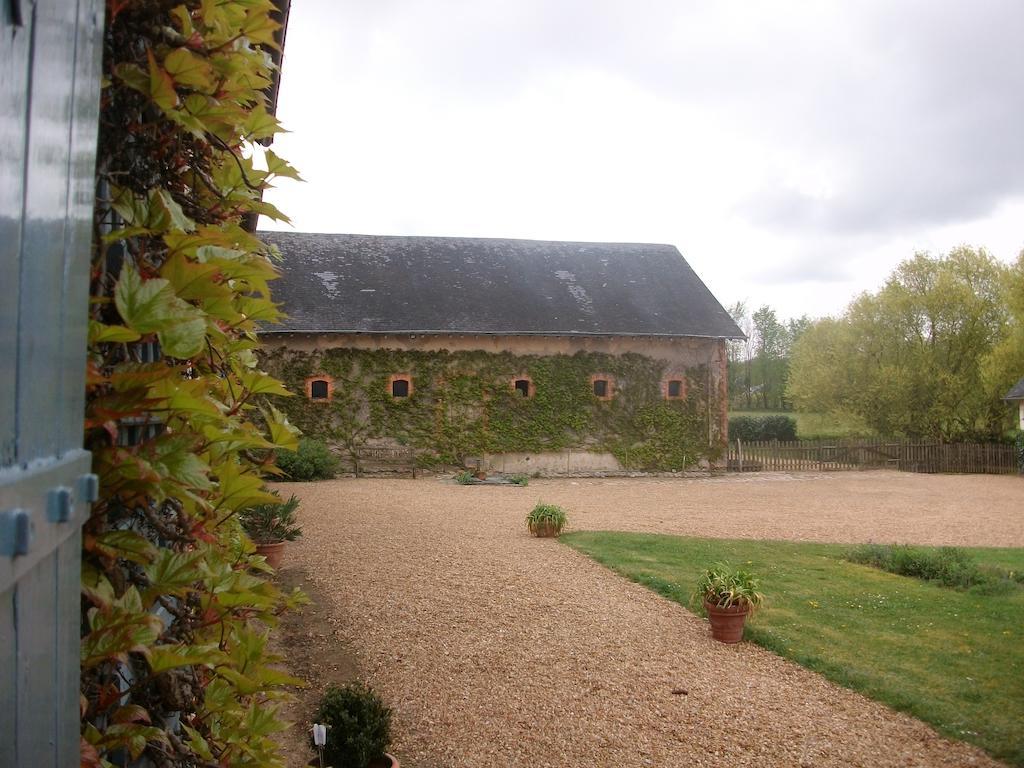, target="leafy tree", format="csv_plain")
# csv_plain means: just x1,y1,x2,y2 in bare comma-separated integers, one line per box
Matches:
788,247,1011,439
82,3,305,766
982,250,1024,429
751,305,788,409
727,301,754,408
786,315,812,346
728,304,809,411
